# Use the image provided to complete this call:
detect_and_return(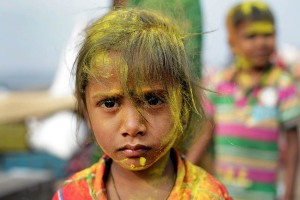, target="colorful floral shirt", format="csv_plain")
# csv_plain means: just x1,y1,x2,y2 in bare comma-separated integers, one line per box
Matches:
52,150,232,200
205,65,300,200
